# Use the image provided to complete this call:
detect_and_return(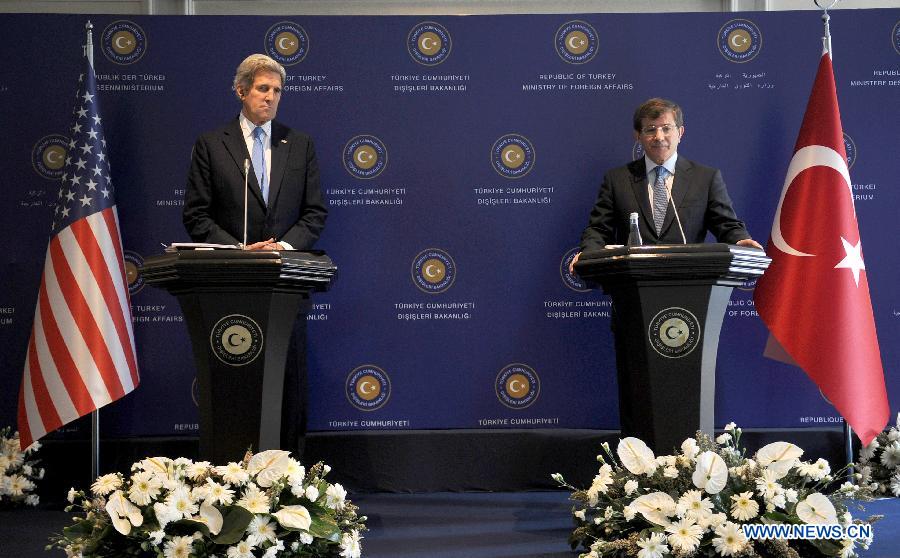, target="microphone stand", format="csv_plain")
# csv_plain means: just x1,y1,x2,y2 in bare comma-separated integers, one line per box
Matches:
242,158,250,249
666,182,687,244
